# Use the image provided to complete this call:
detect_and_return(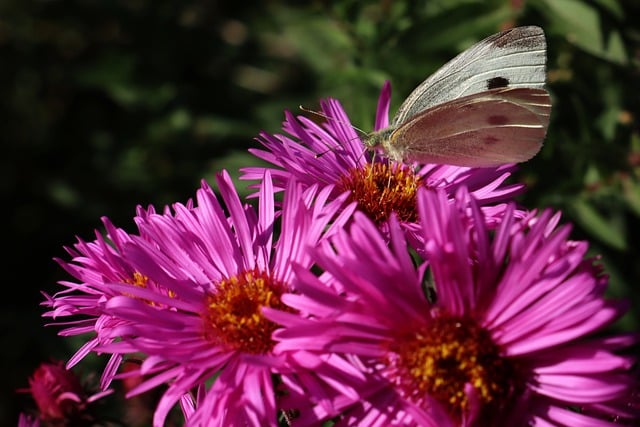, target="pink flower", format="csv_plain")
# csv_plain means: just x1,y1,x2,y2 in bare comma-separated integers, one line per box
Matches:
241,81,525,242
84,171,355,426
268,187,638,426
43,214,158,389
18,361,110,426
